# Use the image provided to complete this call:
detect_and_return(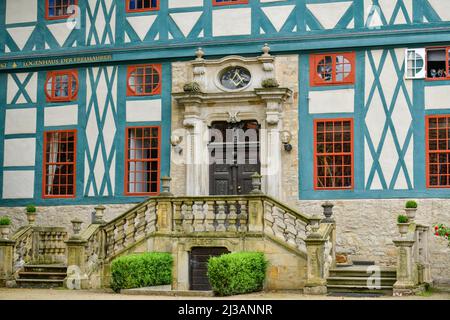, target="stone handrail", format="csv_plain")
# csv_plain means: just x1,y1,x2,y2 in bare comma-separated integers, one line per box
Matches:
11,226,34,271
